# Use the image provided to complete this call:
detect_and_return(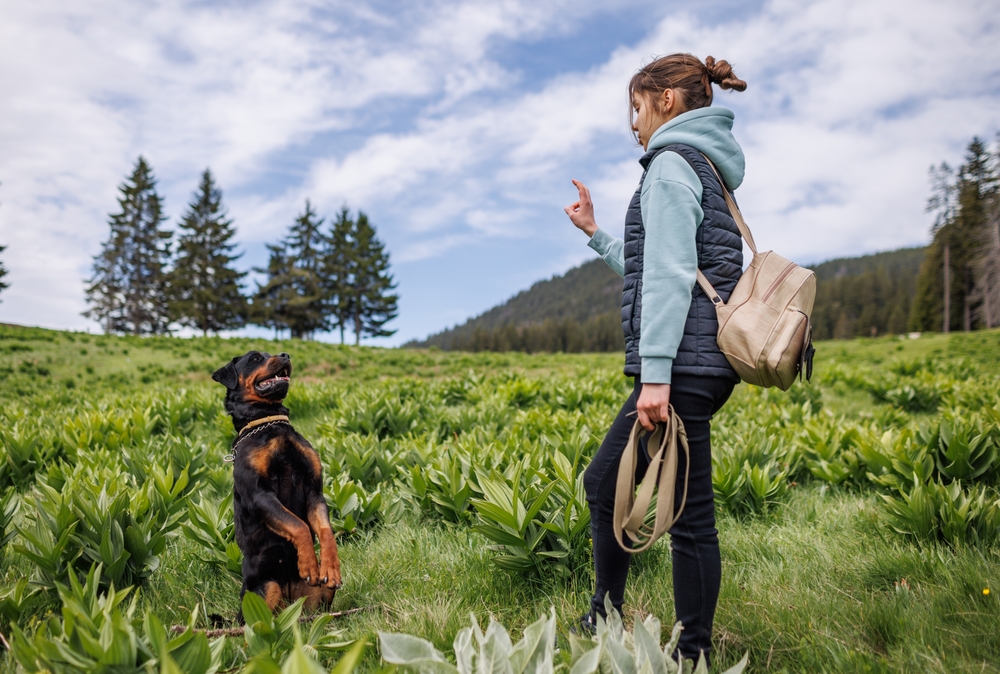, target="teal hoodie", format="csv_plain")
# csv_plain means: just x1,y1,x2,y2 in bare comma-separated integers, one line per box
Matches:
587,107,745,383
